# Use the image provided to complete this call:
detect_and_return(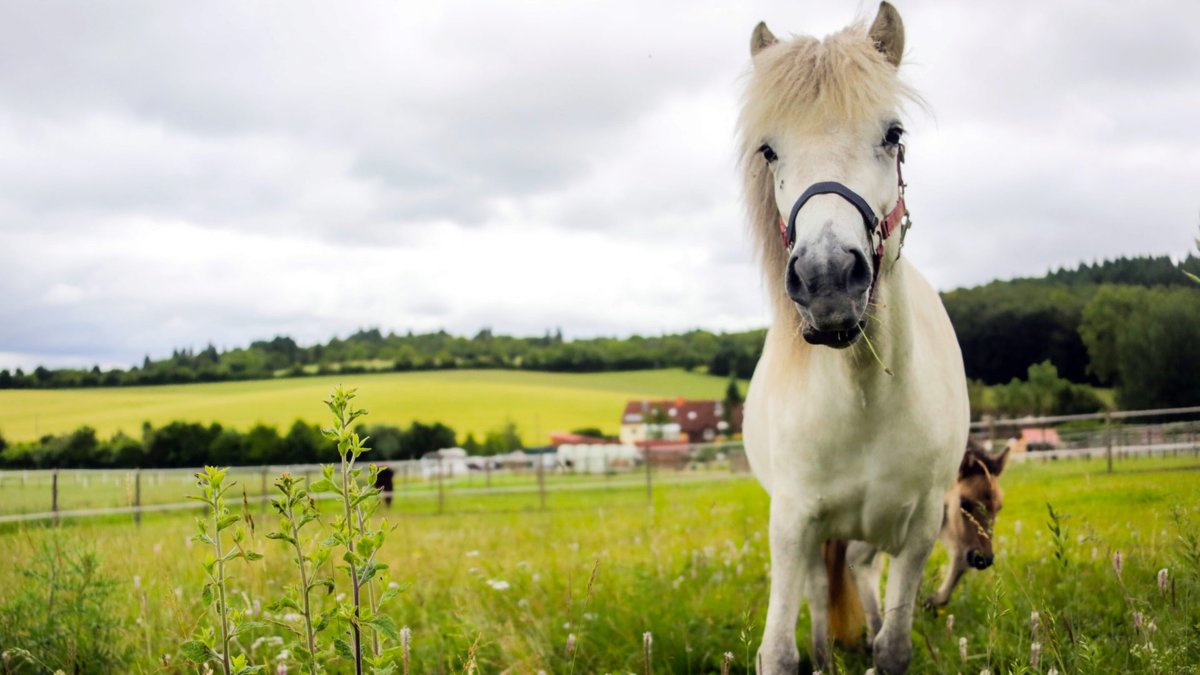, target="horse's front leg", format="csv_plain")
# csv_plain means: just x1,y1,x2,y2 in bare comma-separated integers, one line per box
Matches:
759,499,826,674
925,548,967,609
873,503,941,675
